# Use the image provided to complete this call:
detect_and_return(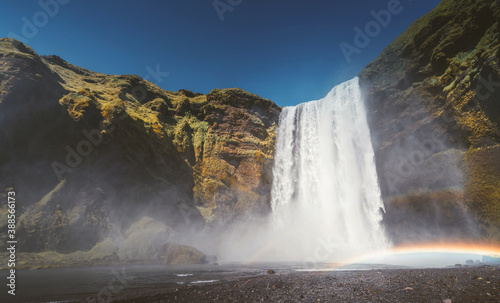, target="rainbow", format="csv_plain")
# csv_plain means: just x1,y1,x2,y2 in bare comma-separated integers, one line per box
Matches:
335,242,500,268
